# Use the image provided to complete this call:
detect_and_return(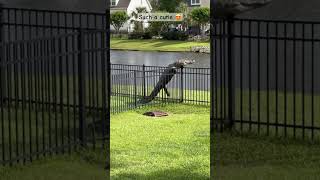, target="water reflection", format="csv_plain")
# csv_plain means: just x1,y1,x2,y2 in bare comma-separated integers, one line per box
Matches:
111,50,210,68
